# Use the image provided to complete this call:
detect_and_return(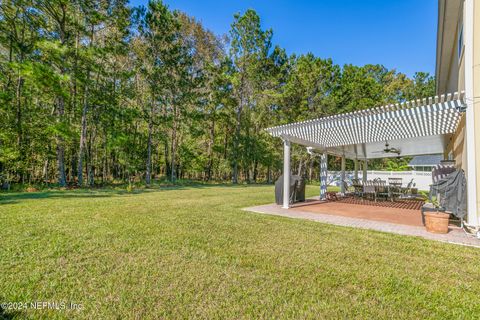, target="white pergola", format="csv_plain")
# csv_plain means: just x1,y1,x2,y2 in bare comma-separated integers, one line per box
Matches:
266,92,466,211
